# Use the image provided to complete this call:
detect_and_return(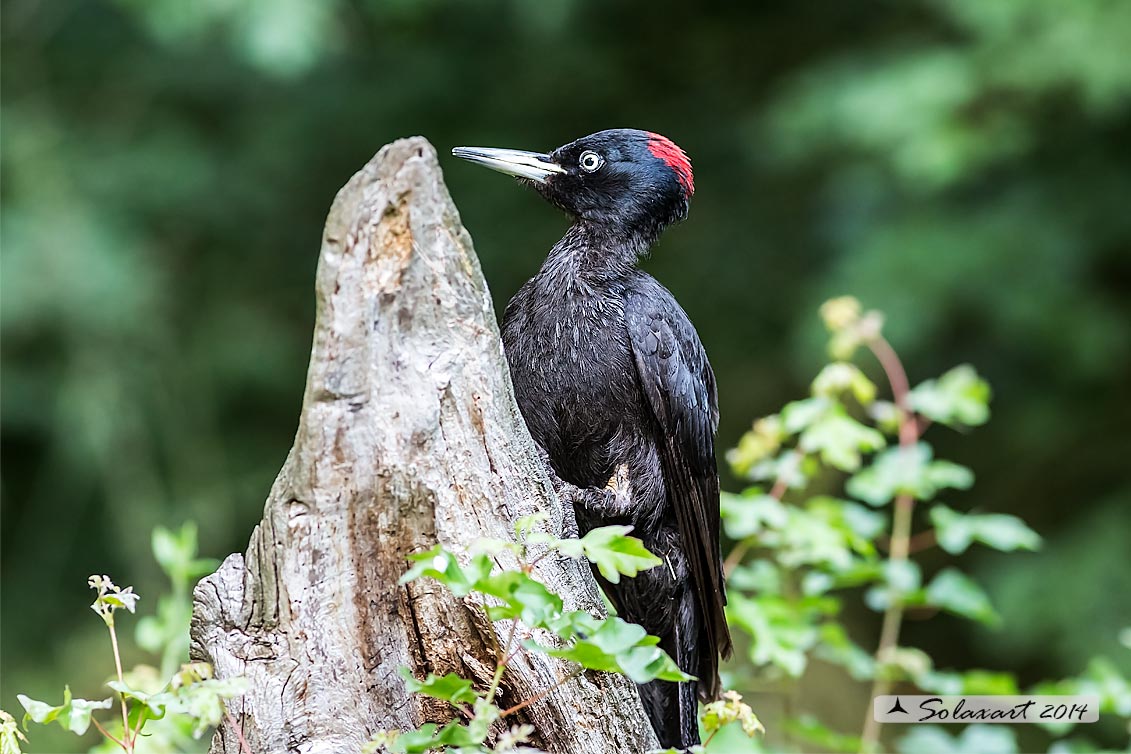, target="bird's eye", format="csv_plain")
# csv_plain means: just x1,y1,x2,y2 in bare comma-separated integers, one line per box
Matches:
579,151,604,173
